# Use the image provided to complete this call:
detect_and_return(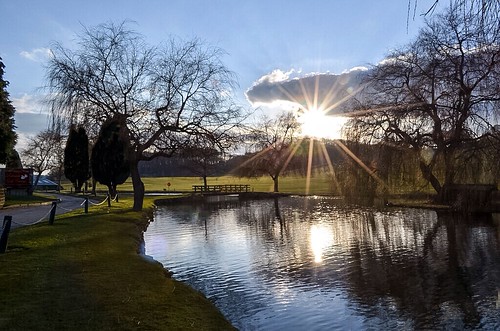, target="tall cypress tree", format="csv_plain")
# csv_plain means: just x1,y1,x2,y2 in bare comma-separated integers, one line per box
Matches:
0,57,17,164
64,125,90,192
91,116,130,197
